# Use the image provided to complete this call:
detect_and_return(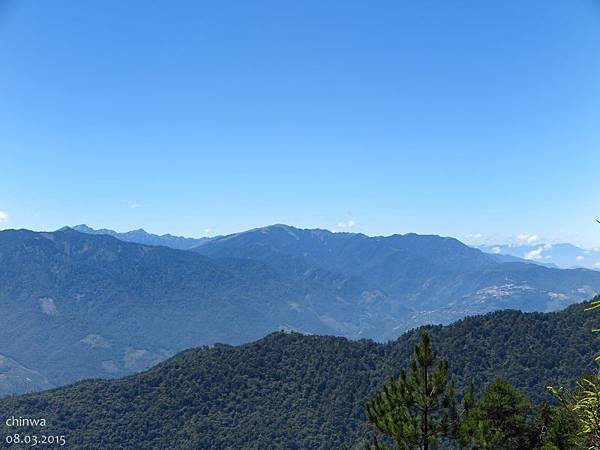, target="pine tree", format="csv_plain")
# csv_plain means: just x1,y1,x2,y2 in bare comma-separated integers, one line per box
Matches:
365,331,456,450
459,378,535,450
